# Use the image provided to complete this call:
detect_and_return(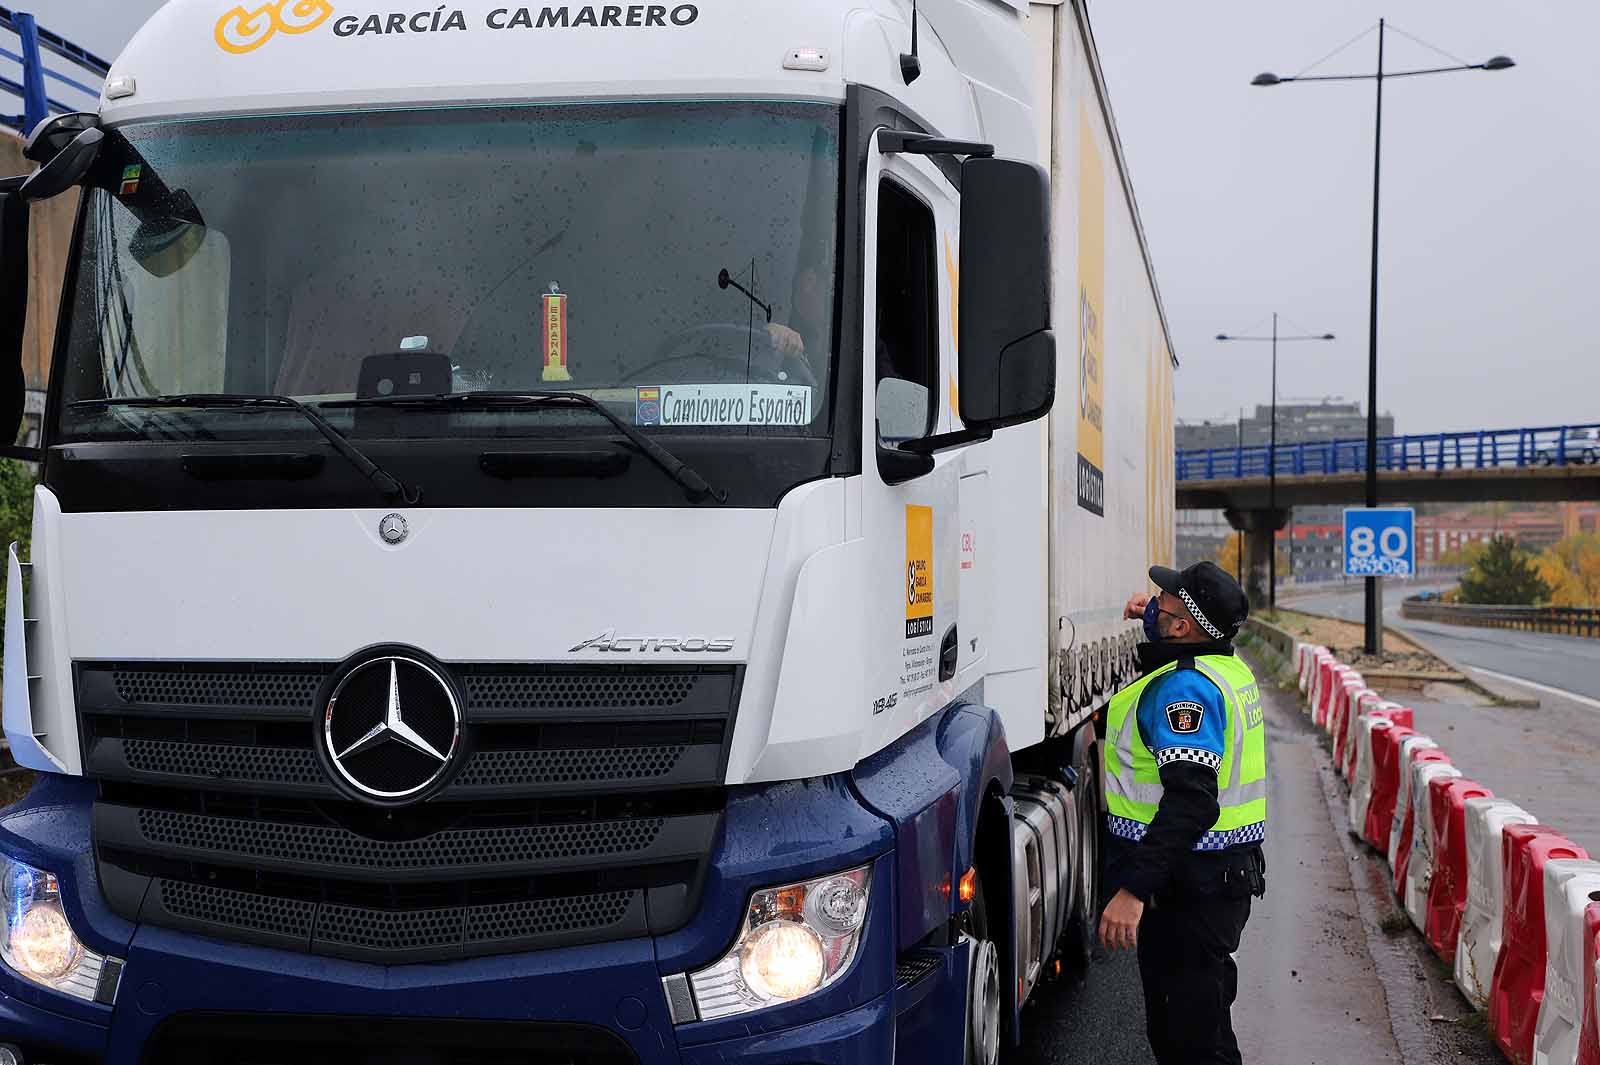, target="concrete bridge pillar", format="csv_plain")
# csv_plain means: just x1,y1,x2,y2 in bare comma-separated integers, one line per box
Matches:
1225,508,1289,612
